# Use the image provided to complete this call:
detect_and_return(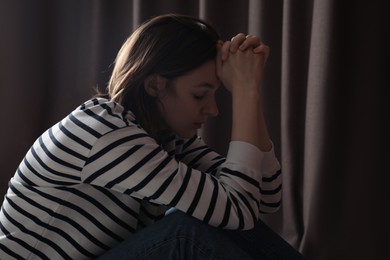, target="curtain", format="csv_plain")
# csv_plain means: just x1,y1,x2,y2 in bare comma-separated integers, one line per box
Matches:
0,0,386,259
